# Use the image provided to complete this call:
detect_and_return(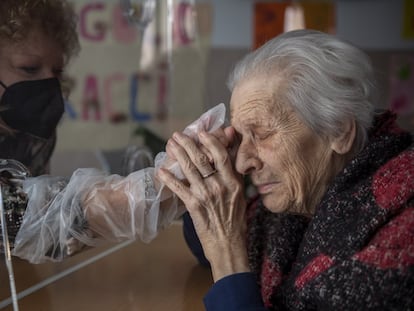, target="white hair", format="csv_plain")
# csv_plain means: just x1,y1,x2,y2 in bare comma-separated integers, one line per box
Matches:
227,29,379,152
